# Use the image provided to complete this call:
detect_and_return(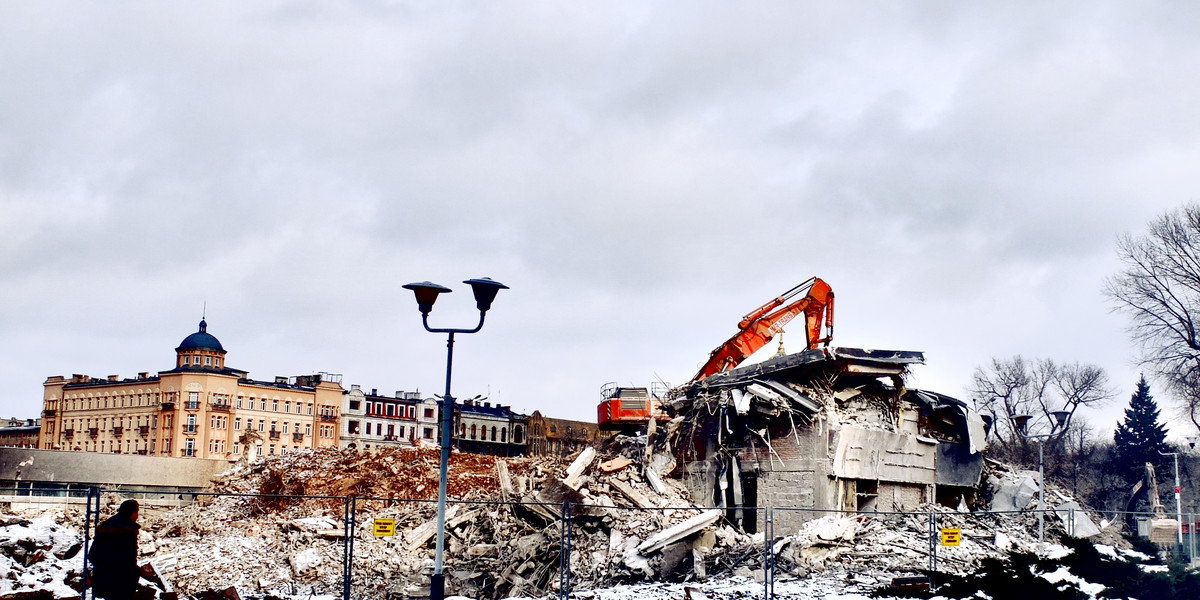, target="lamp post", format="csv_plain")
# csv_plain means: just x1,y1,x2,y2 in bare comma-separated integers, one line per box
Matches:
1160,448,1185,546
1013,410,1072,550
402,277,508,600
